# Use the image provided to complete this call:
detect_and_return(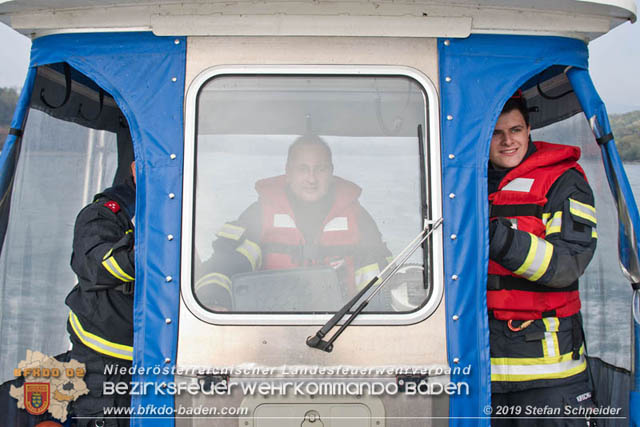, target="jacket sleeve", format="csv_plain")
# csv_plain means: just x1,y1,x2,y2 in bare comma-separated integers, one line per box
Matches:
195,202,263,308
71,202,135,290
353,207,393,291
489,168,597,288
